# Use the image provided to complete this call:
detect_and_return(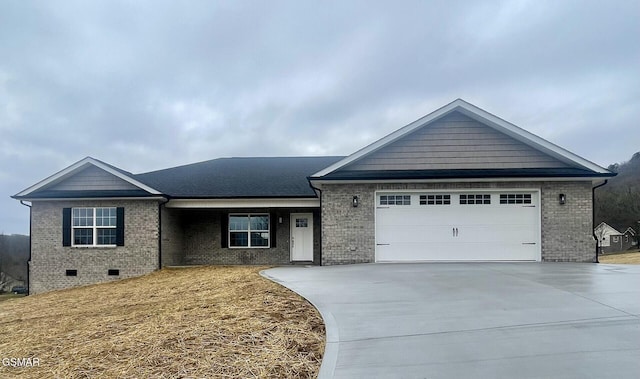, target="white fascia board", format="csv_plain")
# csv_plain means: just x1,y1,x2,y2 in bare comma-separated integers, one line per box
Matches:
14,157,162,197
310,176,602,186
165,198,320,209
23,196,167,202
311,99,611,177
